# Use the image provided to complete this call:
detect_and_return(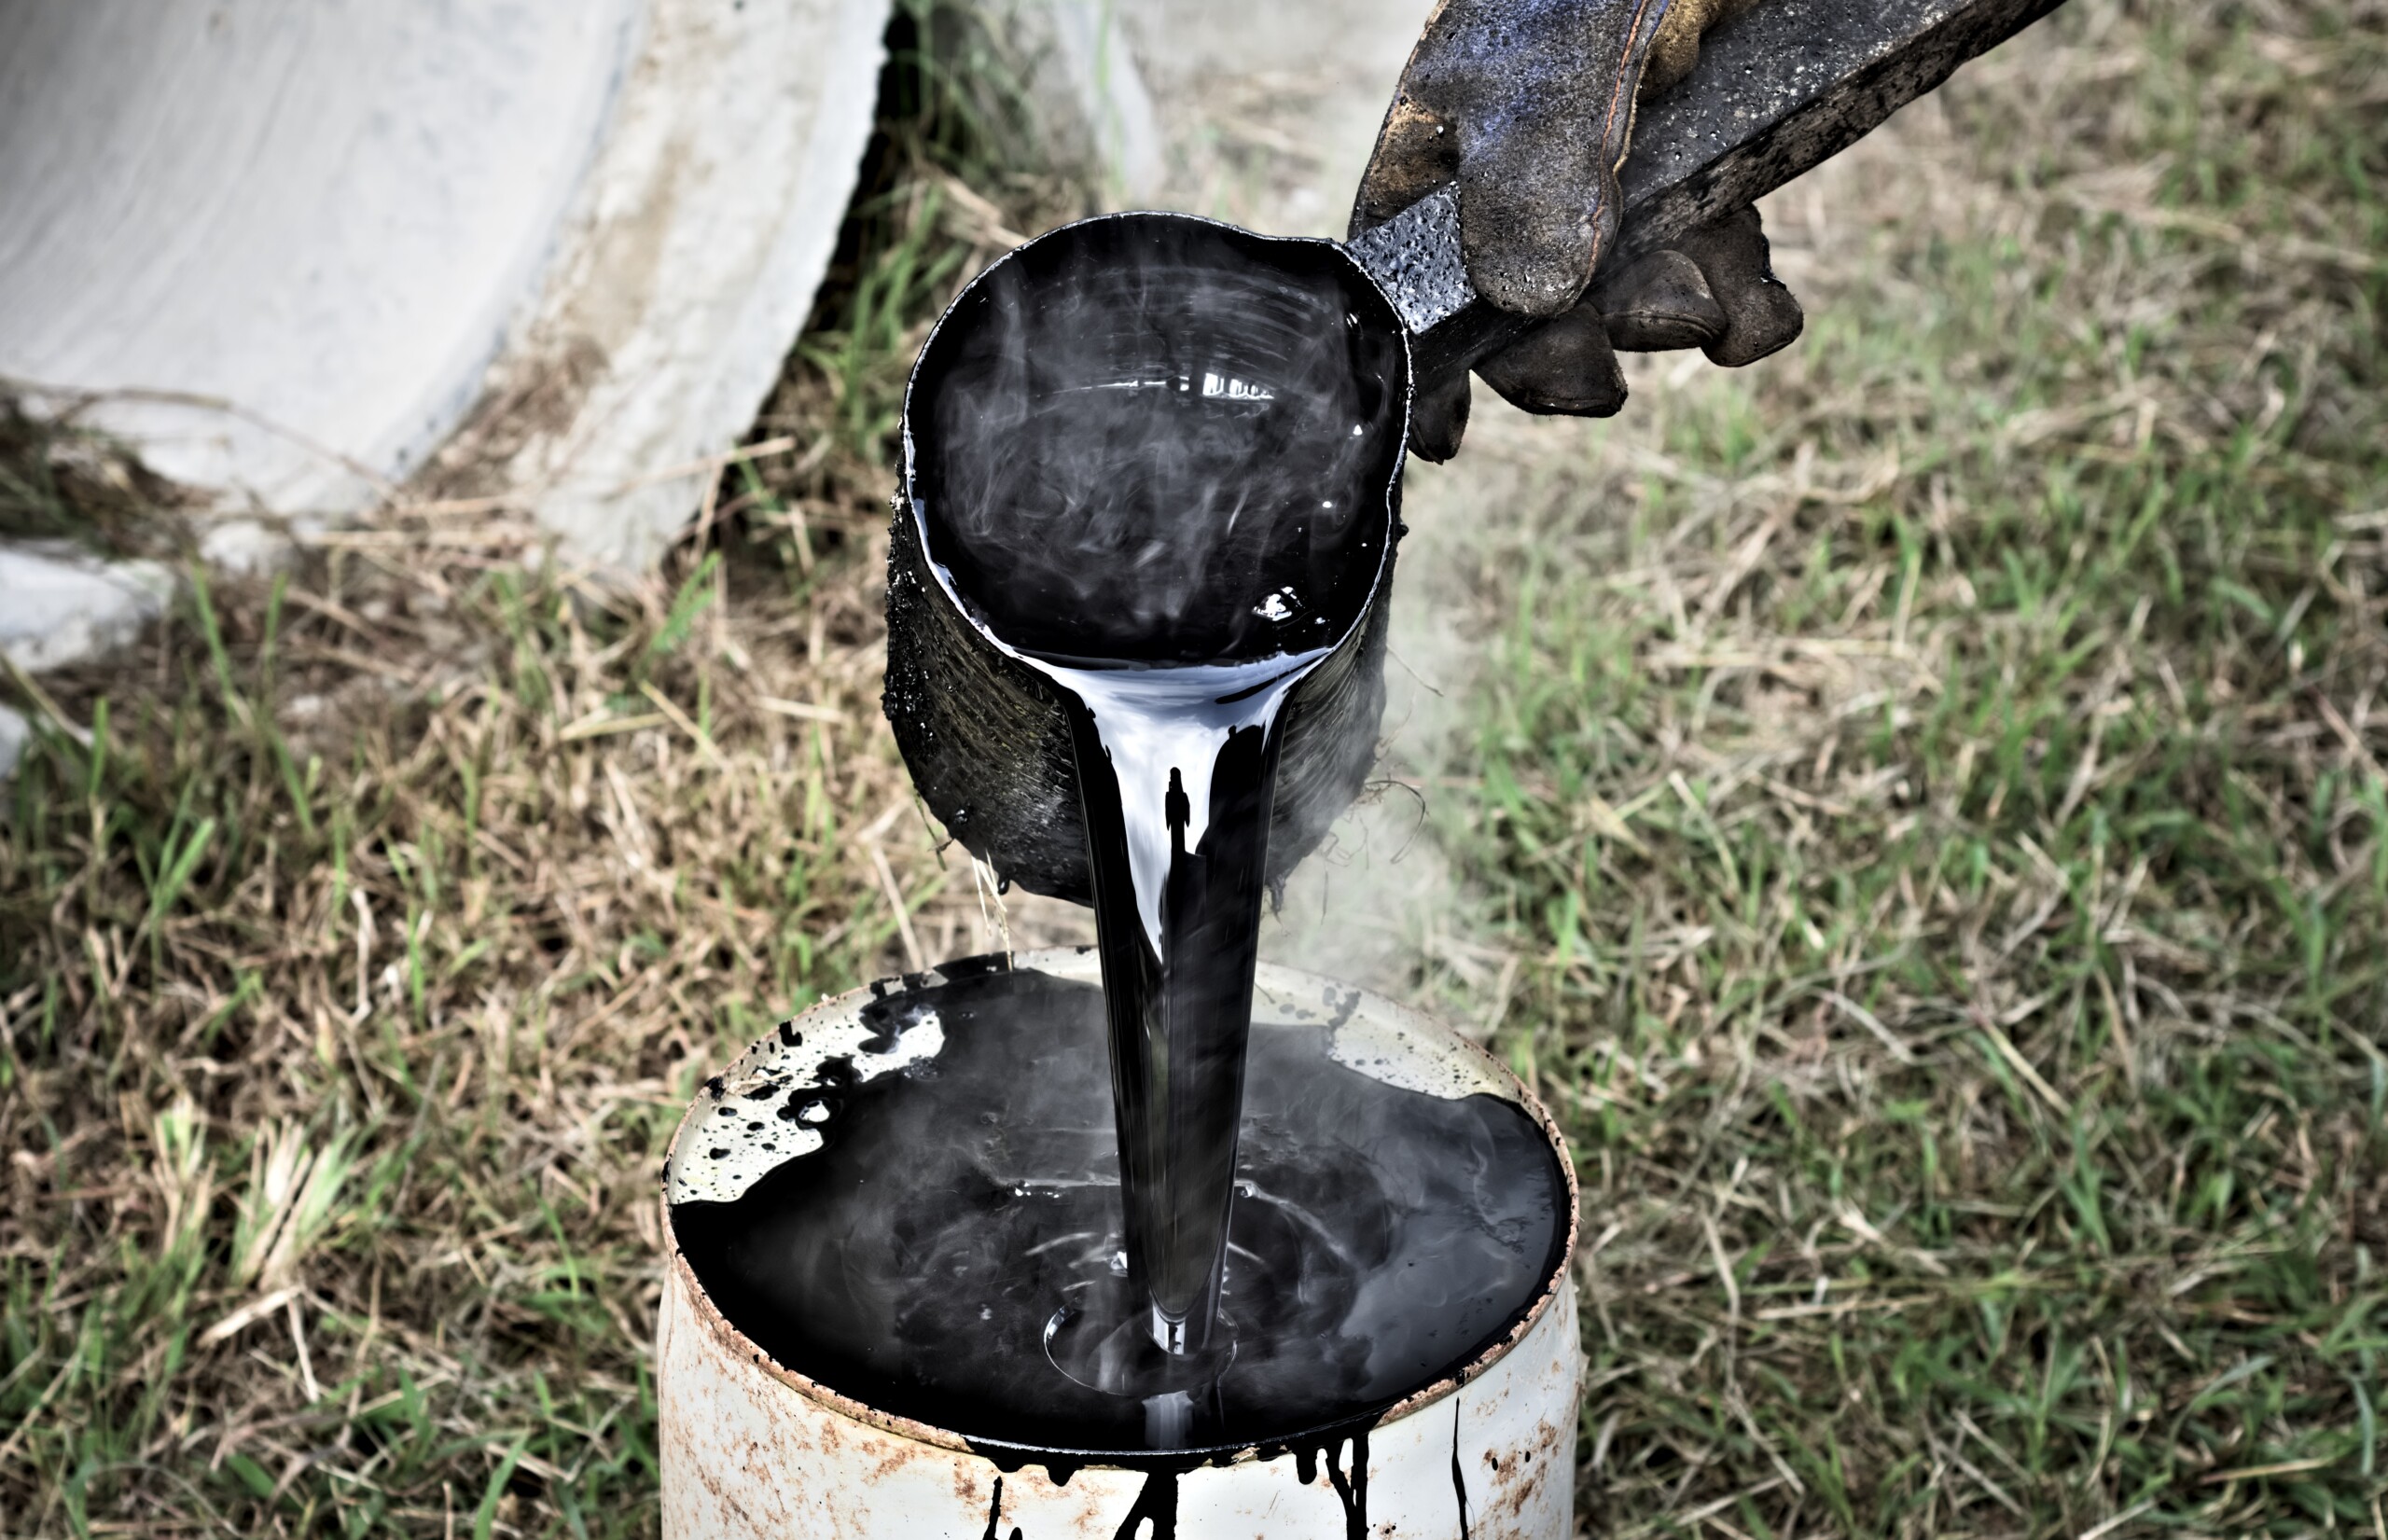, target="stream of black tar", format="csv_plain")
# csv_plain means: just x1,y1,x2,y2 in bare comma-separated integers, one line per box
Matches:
670,964,1568,1455
673,217,1567,1499
901,216,1419,1402
1041,653,1319,1392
